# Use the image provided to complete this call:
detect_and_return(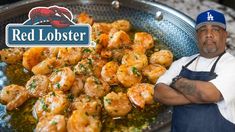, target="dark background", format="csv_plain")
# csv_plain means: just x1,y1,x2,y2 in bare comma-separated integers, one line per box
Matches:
0,0,20,5
219,0,235,10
